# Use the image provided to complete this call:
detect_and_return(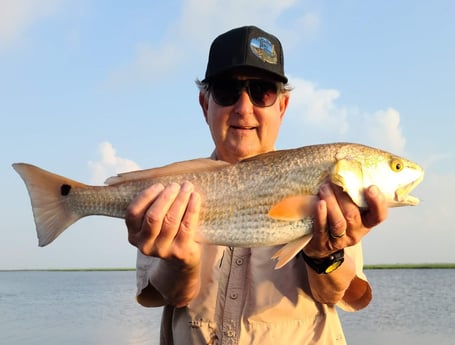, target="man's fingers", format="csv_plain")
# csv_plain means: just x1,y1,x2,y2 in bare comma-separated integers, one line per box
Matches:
176,191,201,243
151,182,194,252
362,185,388,228
161,182,194,231
319,183,347,237
126,183,165,236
